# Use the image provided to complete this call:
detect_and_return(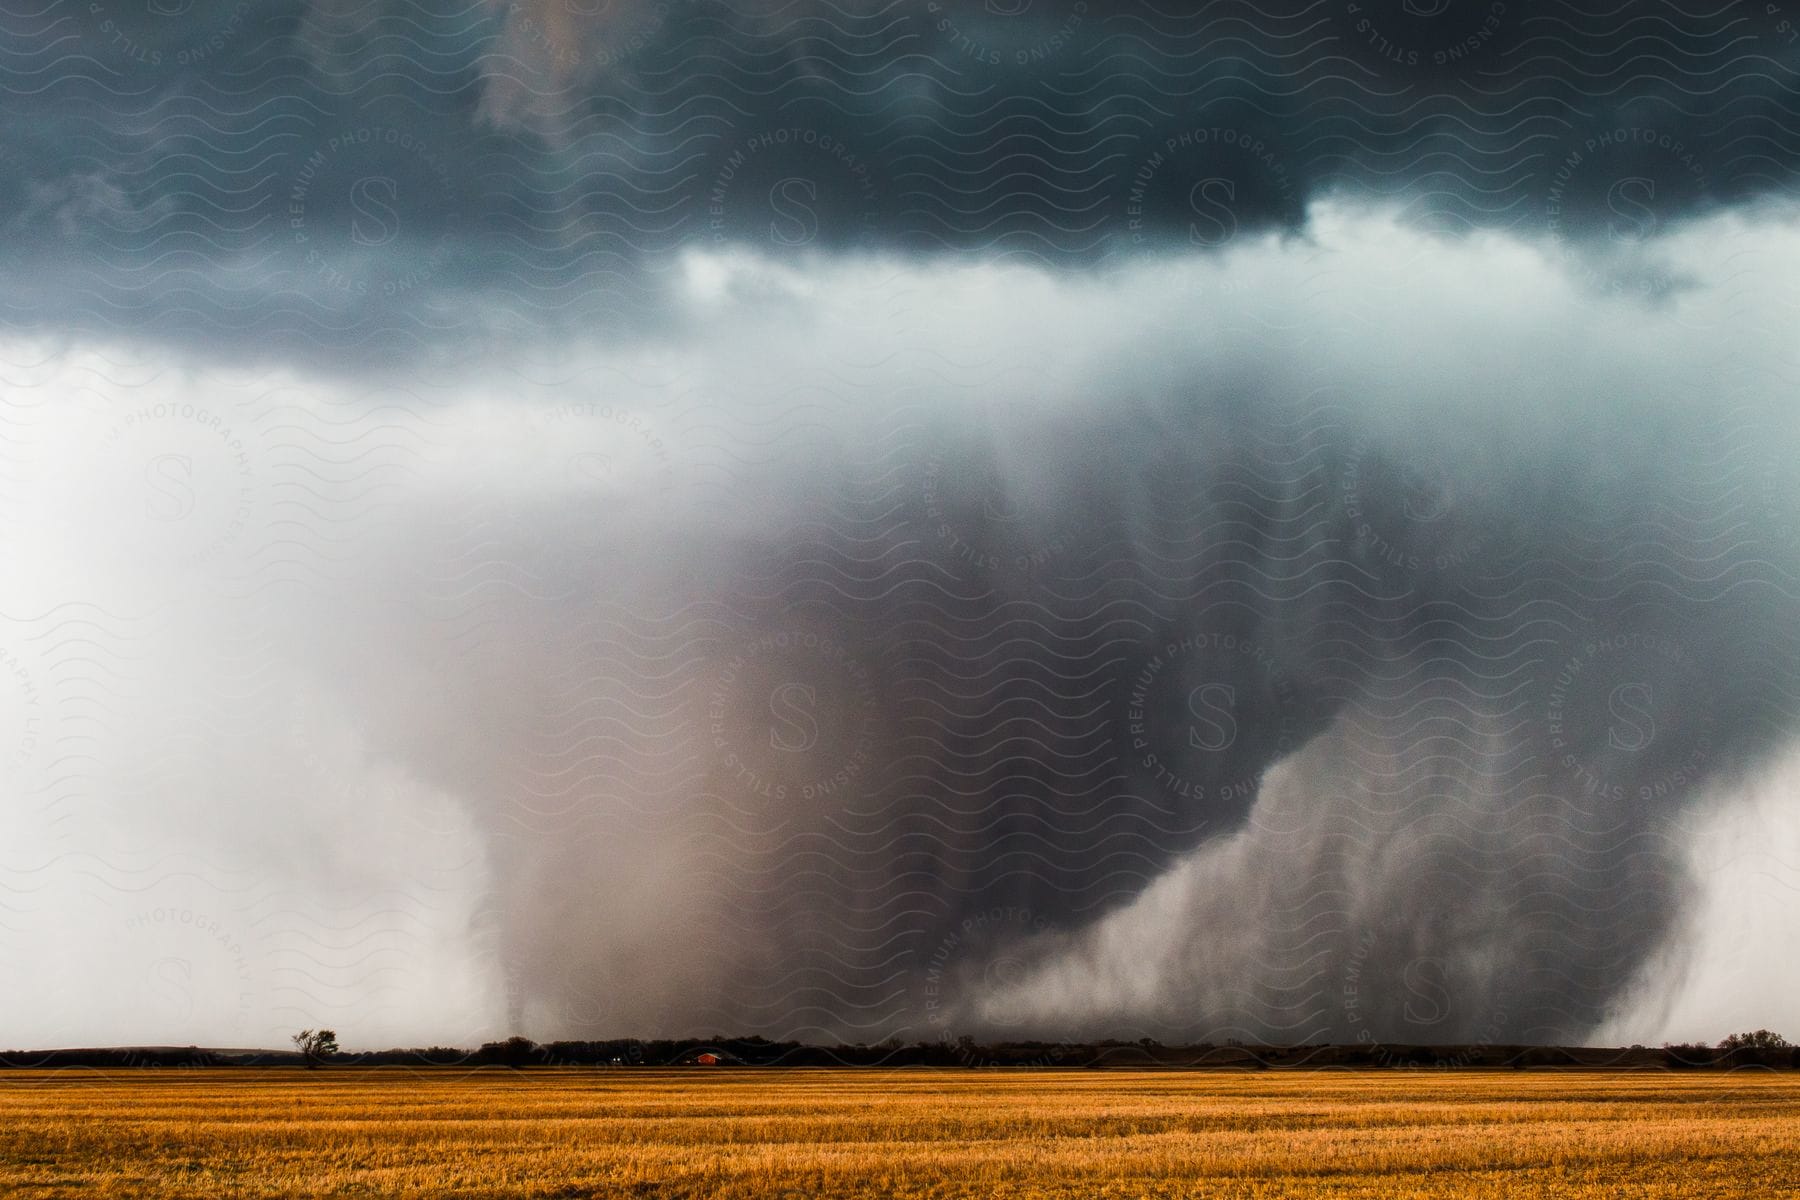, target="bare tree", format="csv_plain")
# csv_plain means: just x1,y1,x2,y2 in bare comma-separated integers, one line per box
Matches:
291,1029,339,1069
